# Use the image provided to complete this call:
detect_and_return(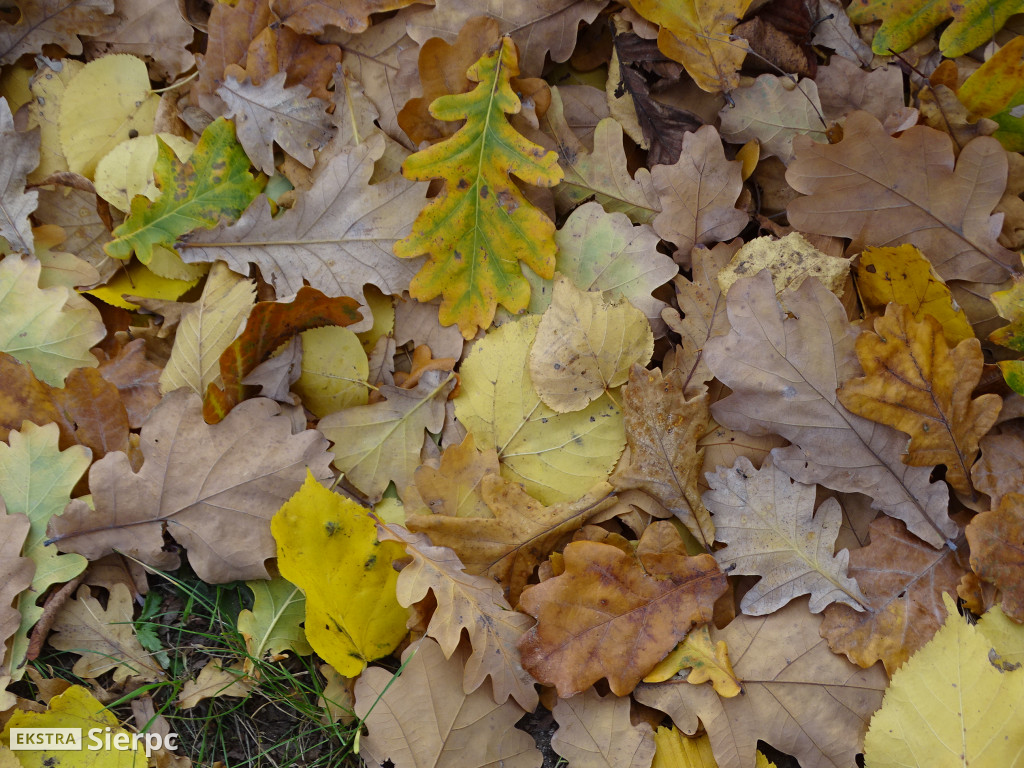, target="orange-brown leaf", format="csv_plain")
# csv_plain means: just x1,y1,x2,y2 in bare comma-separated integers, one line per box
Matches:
965,493,1024,621
517,540,726,697
837,303,1001,496
410,433,499,518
